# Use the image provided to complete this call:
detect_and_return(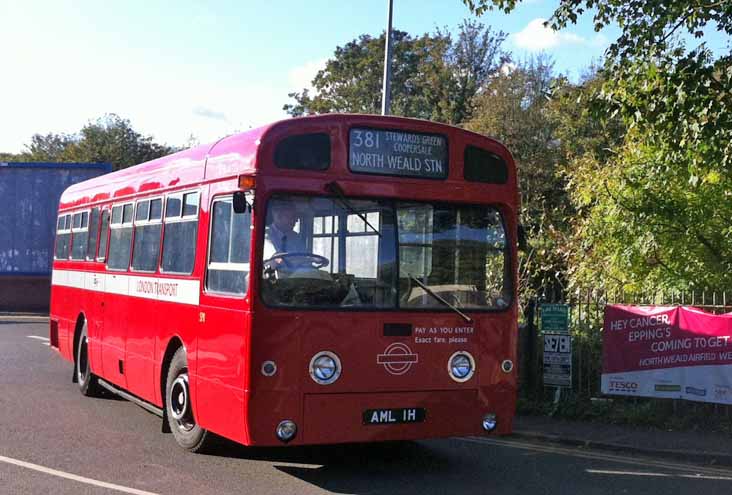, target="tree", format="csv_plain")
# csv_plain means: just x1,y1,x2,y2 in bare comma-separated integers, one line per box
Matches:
467,57,570,299
284,21,509,125
466,0,732,293
0,152,19,162
566,51,732,292
24,133,76,162
23,114,175,171
463,0,732,58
